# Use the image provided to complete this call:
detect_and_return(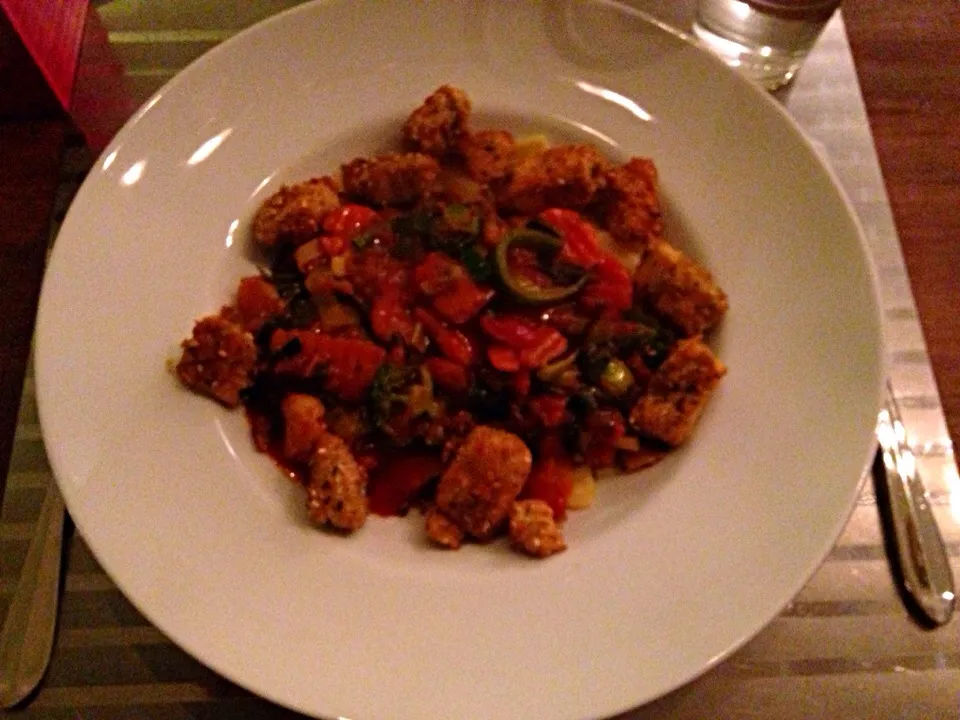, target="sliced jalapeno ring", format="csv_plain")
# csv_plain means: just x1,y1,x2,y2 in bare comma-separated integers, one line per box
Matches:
495,229,589,304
